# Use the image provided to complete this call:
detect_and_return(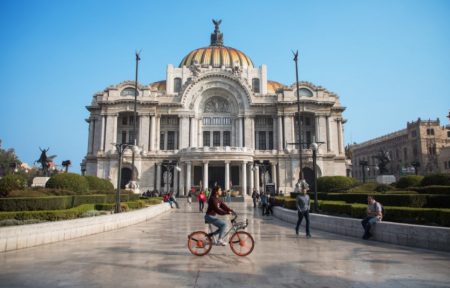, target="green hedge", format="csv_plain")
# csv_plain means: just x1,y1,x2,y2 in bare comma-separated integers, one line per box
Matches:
84,176,114,193
72,195,107,207
318,193,450,208
317,176,359,192
410,186,450,195
0,204,95,221
396,175,423,189
0,196,74,211
46,173,89,194
272,196,450,227
421,173,450,186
